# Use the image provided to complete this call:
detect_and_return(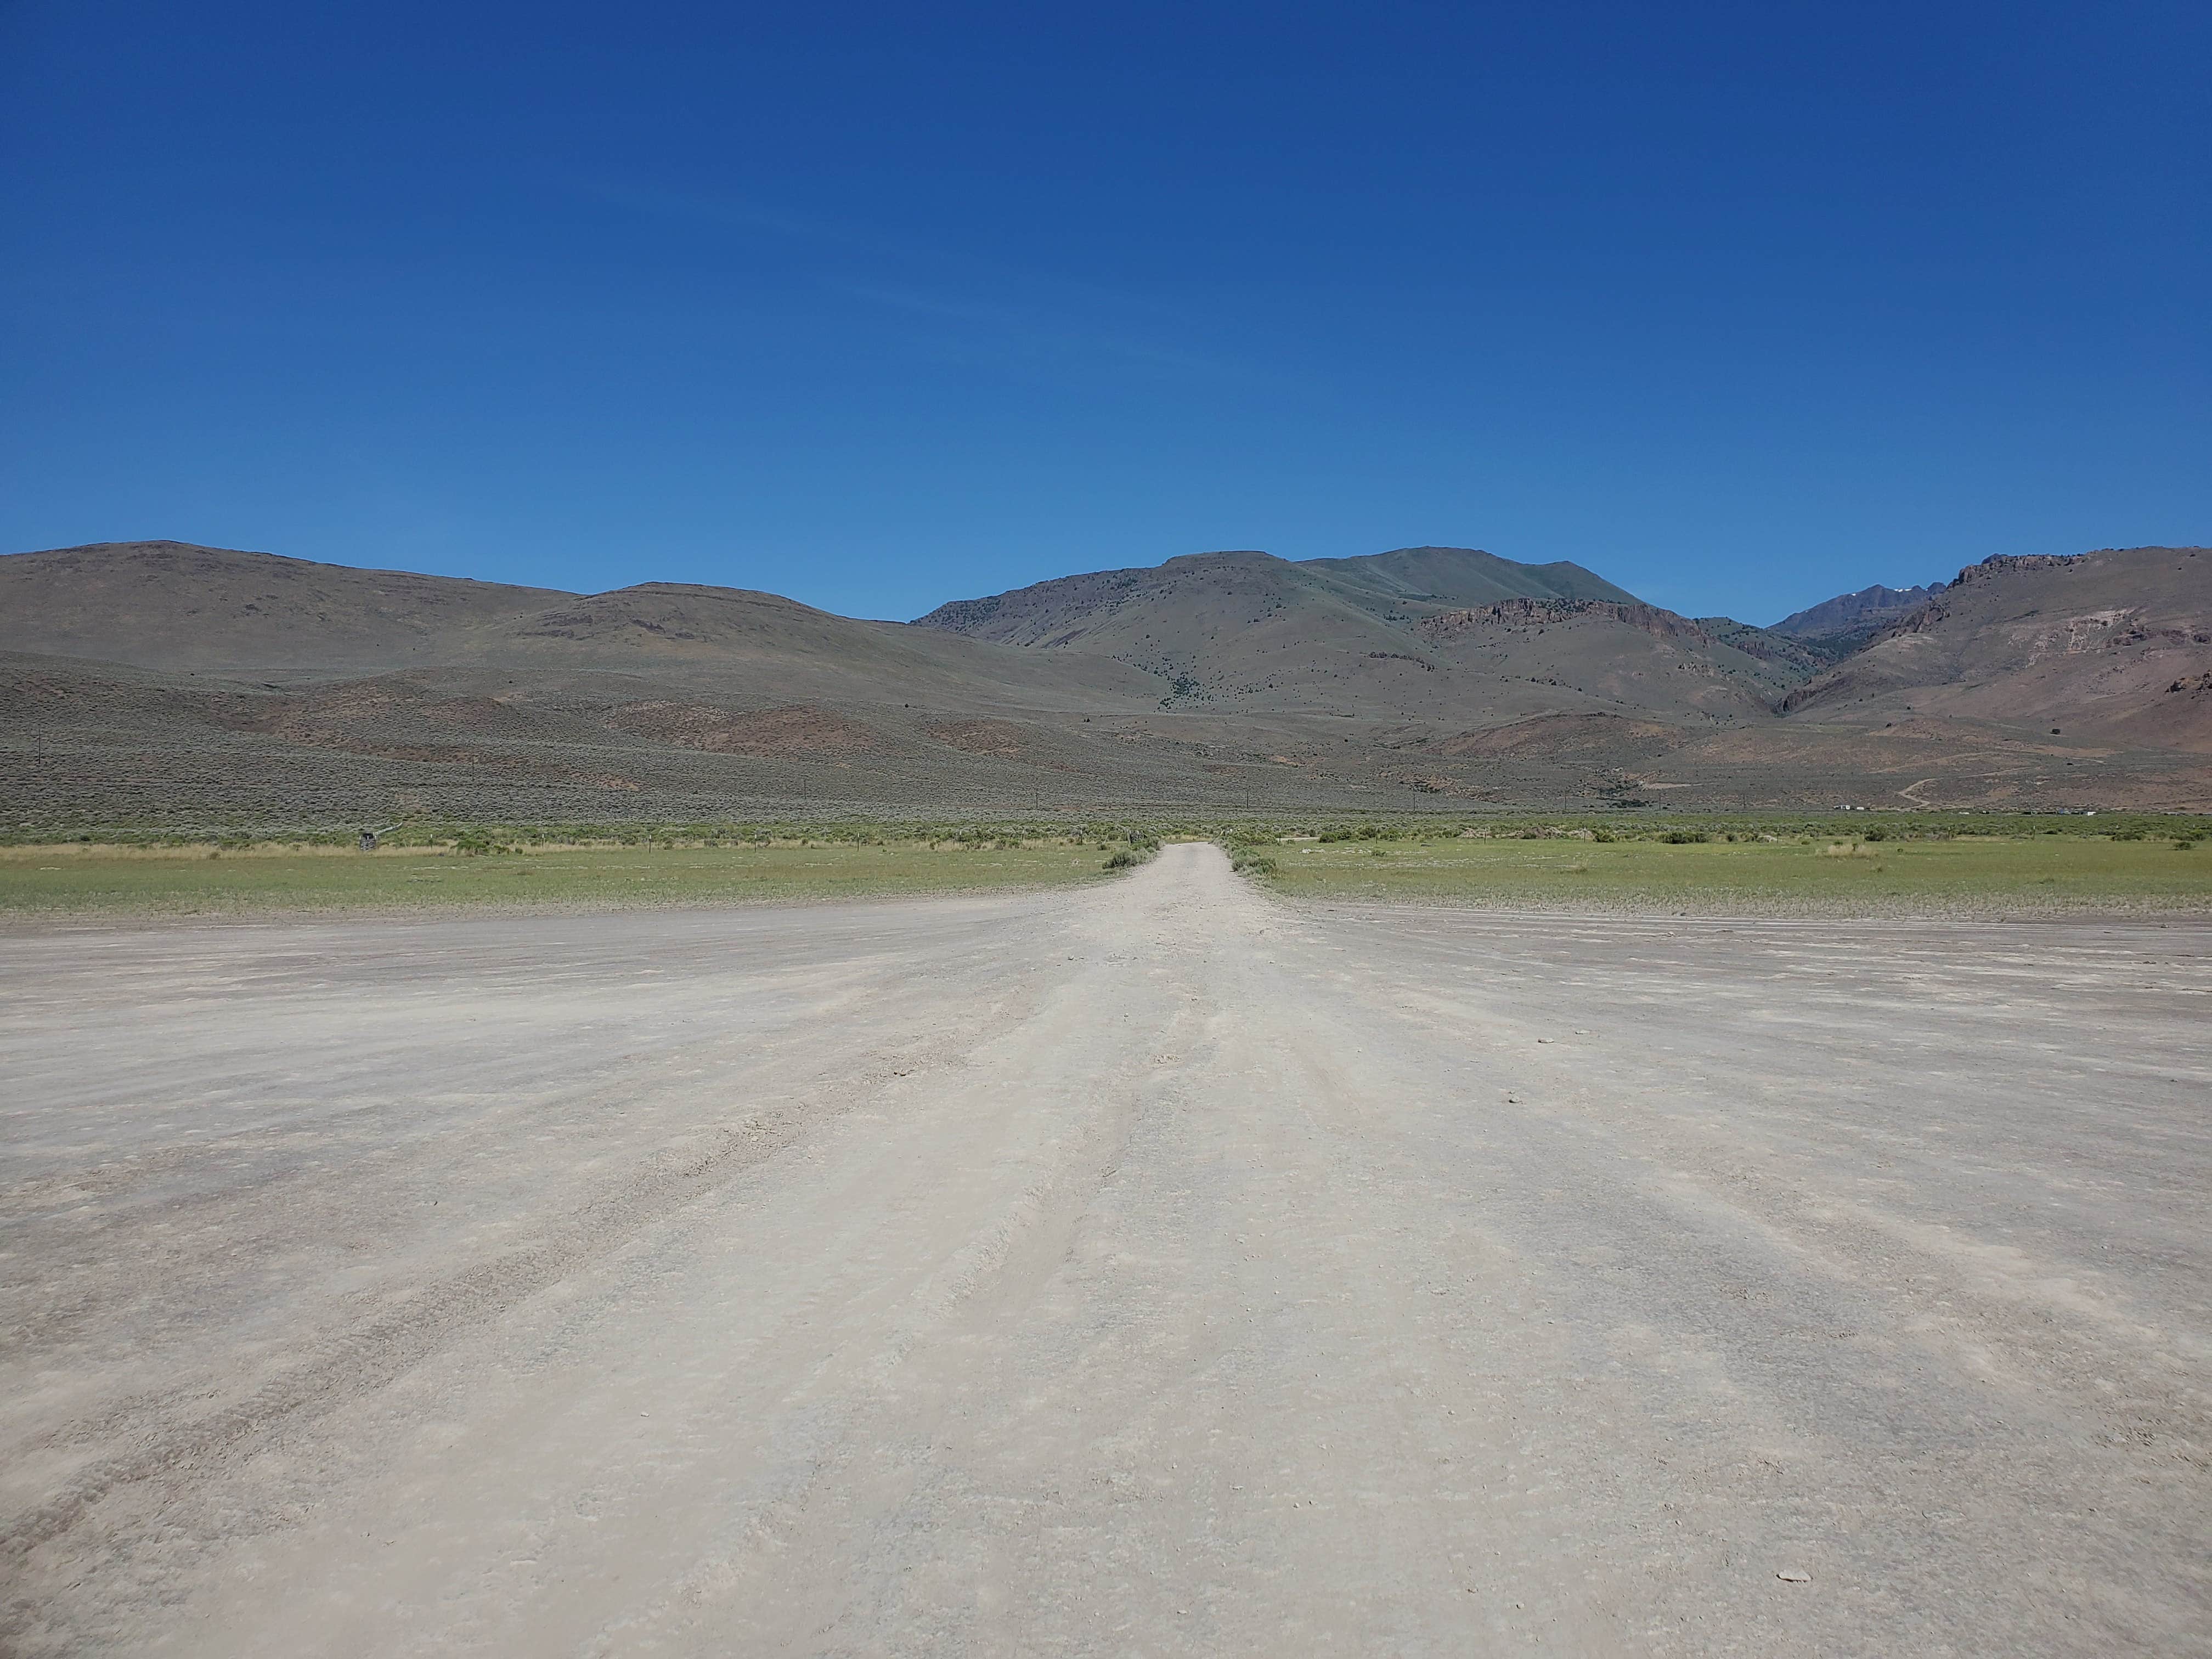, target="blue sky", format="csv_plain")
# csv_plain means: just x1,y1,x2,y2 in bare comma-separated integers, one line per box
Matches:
3,1,2205,625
